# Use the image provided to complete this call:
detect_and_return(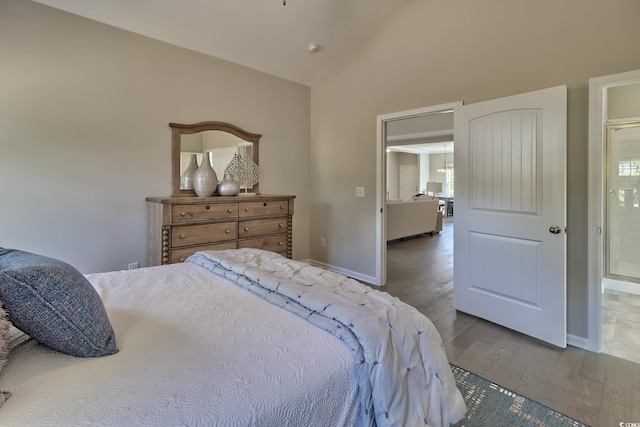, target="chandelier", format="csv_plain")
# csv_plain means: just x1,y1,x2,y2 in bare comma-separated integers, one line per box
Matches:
437,144,453,173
